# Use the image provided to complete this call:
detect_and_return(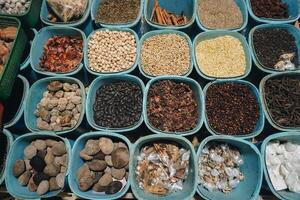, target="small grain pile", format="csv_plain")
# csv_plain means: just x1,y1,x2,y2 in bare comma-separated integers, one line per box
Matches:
96,0,140,24
141,34,190,76
88,30,137,73
250,0,289,19
195,35,246,78
198,0,243,29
